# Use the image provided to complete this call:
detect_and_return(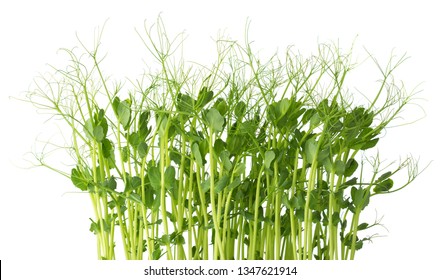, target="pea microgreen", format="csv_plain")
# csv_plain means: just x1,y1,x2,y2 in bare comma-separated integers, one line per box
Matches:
25,19,424,260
